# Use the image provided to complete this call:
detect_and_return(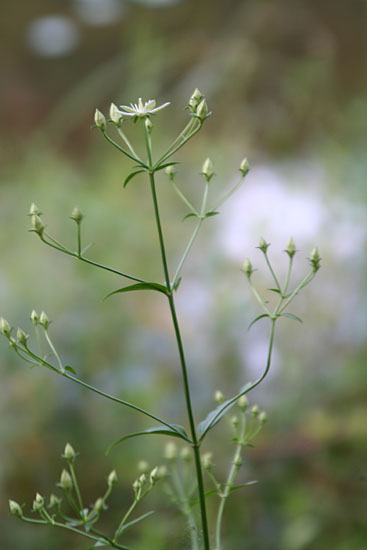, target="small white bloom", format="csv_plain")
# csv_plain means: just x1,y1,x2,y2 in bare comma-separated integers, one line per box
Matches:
118,98,170,118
